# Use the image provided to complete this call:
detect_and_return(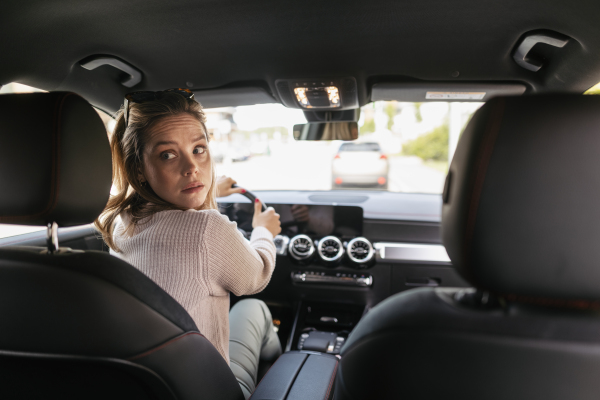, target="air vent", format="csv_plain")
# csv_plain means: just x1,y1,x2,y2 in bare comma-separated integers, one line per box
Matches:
273,235,290,256
288,234,315,261
317,236,344,262
347,237,374,264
